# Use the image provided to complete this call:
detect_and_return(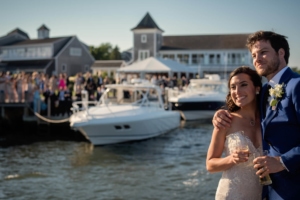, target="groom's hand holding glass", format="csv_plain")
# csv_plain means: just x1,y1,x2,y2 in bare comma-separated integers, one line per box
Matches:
253,151,272,185
254,154,287,176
